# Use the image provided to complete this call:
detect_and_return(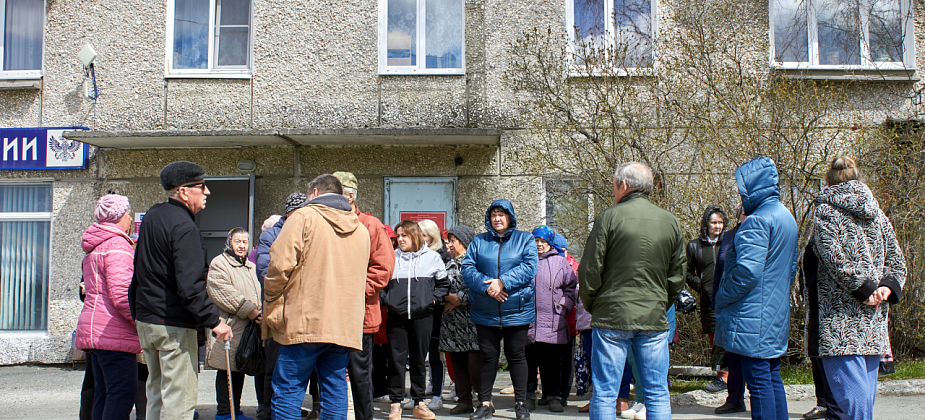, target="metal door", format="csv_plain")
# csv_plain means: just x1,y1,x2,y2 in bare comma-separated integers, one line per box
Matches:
383,177,457,232
194,175,255,262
